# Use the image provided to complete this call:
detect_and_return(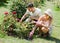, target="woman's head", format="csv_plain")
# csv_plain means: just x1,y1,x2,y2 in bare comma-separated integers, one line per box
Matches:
44,13,50,20
44,9,52,20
